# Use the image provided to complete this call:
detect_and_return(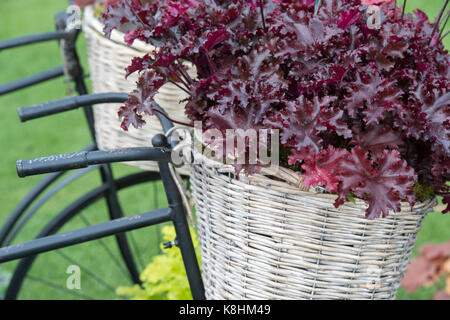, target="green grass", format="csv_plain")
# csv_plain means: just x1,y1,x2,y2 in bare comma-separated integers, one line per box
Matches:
0,0,169,299
404,0,450,48
0,0,449,300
